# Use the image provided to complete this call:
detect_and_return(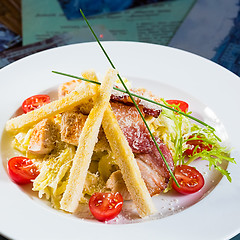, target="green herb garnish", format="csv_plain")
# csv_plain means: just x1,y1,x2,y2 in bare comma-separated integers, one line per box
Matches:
52,70,215,131
52,10,234,185
79,9,179,186
158,102,235,181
